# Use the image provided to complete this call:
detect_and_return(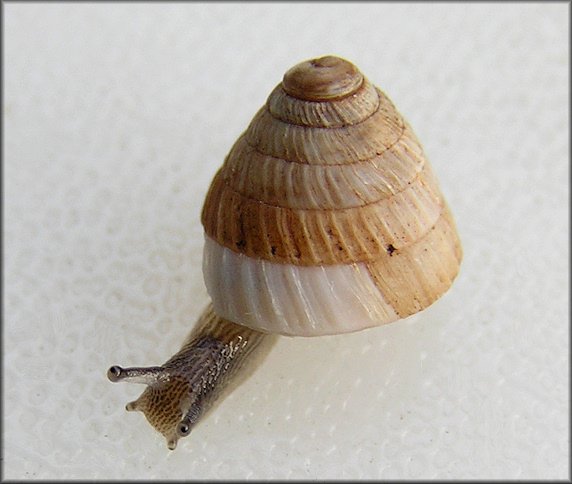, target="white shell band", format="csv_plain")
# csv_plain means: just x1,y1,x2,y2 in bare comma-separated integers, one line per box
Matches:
203,235,399,337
